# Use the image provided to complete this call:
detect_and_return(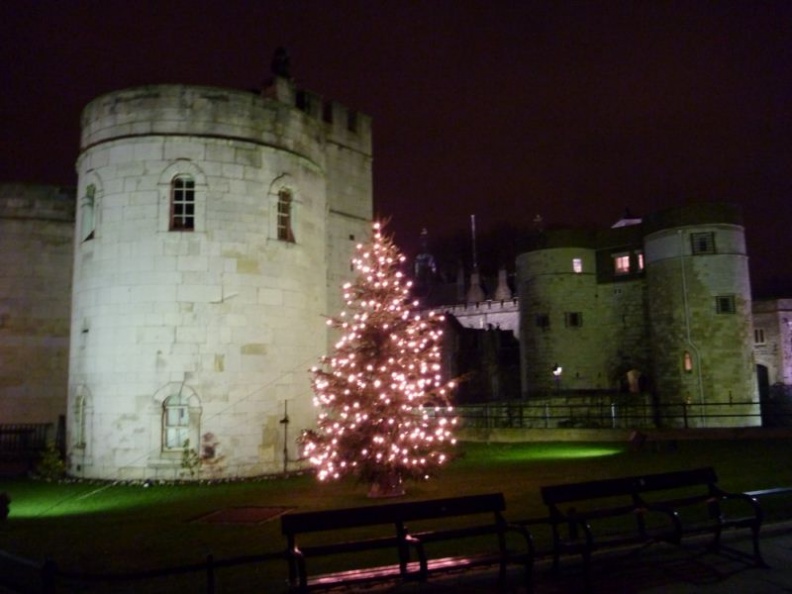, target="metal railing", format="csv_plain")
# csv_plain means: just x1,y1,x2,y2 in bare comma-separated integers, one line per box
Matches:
431,397,792,430
0,424,52,455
